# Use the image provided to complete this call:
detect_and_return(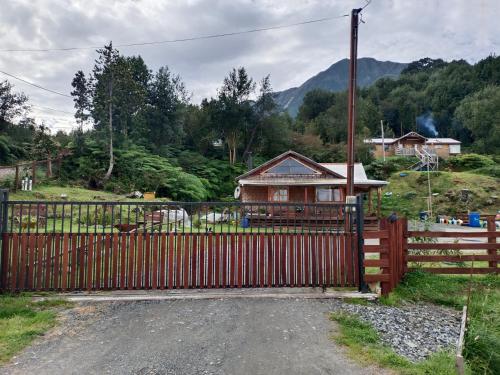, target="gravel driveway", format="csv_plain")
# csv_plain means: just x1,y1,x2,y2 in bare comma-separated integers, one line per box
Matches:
1,298,385,375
